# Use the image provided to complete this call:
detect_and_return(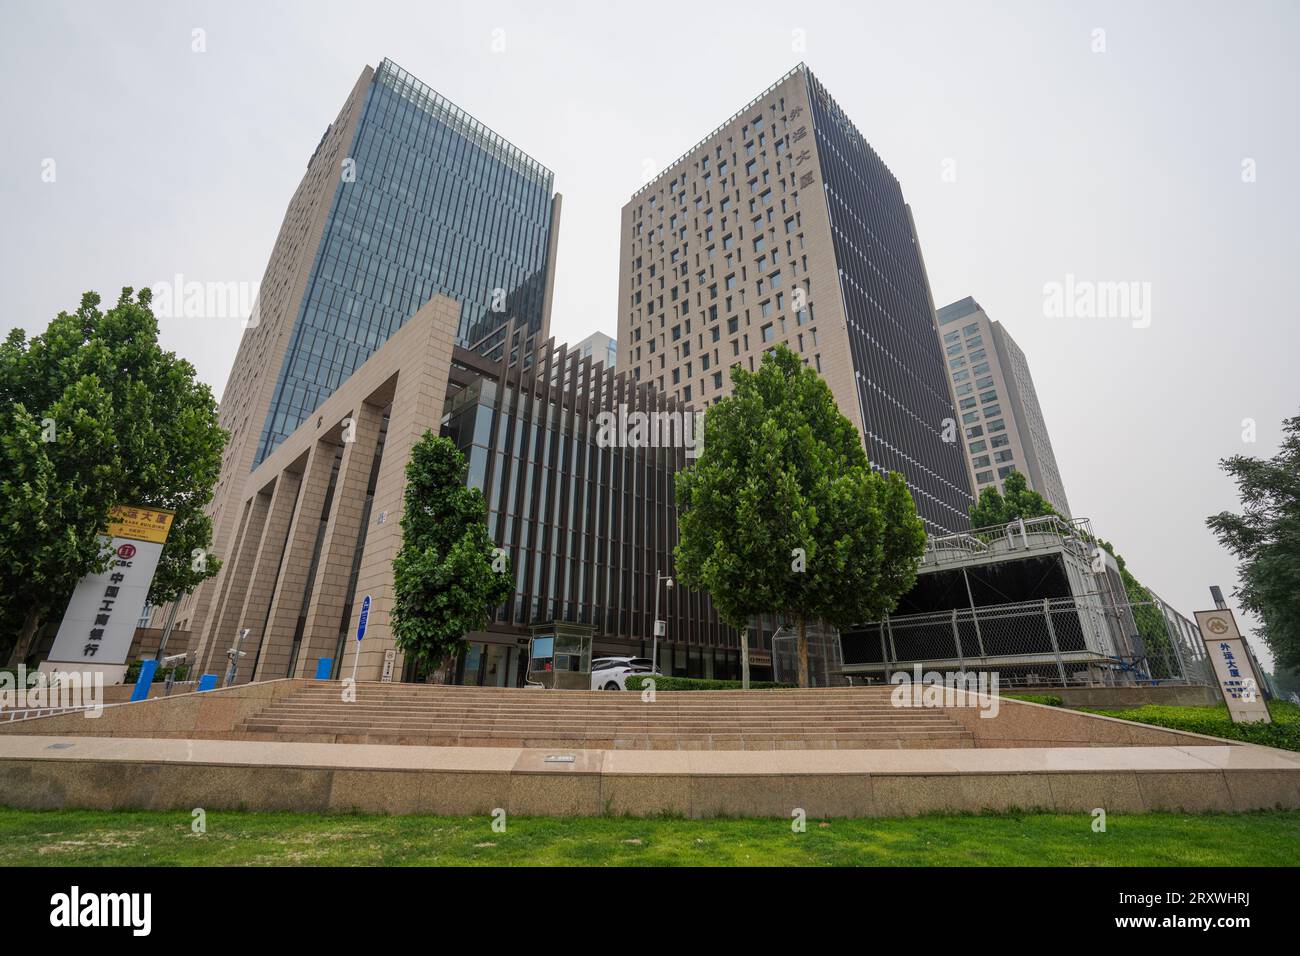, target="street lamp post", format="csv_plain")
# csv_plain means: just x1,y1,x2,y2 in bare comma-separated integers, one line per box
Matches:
652,571,673,675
